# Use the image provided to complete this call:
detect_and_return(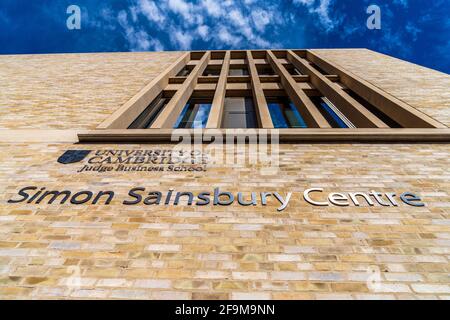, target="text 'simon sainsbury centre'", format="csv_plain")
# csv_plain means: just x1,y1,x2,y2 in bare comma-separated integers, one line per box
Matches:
0,49,449,300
